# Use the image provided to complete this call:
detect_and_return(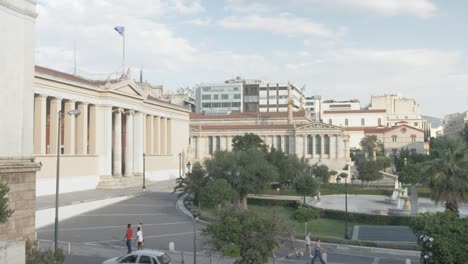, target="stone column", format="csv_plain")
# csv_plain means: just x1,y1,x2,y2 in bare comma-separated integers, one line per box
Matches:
133,112,144,176
76,102,89,154
320,134,325,159
196,136,201,160
49,97,62,154
166,118,173,154
89,105,113,176
154,116,160,154
64,100,76,154
227,136,232,151
124,110,134,176
146,115,154,154
335,135,339,159
160,117,167,154
312,135,317,159
33,94,47,154
113,108,123,176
